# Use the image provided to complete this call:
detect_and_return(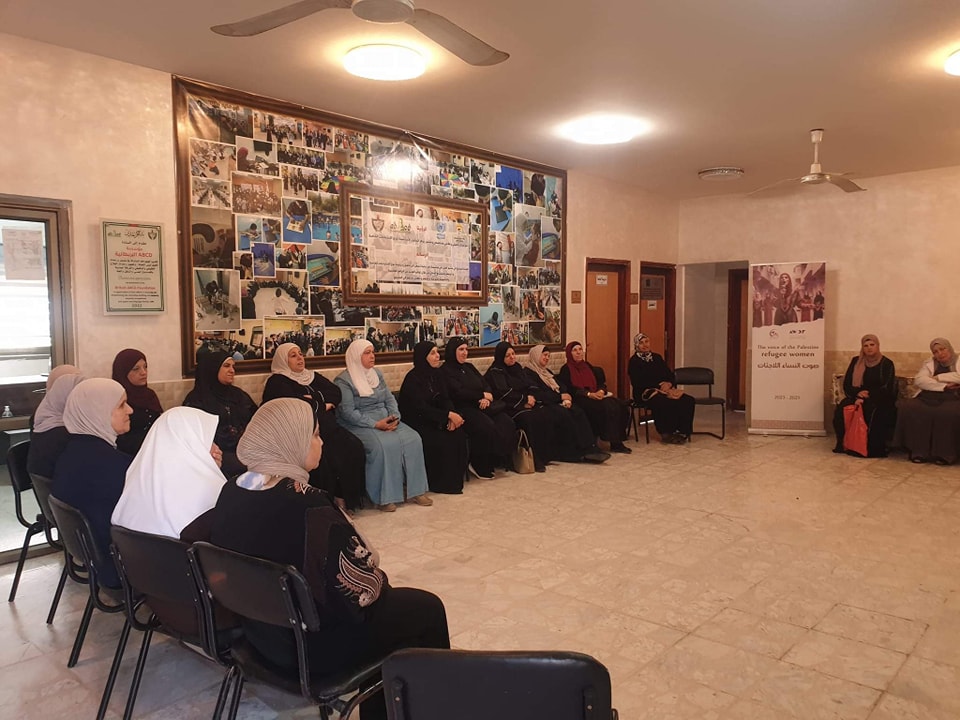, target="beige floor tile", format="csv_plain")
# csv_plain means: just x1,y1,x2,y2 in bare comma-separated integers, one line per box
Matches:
912,608,960,667
867,693,959,720
695,607,808,659
783,630,906,690
654,635,780,697
887,656,960,715
750,662,881,719
814,604,927,654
